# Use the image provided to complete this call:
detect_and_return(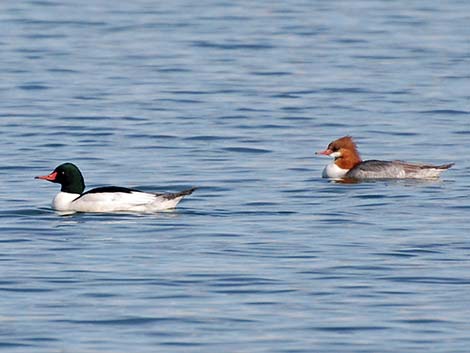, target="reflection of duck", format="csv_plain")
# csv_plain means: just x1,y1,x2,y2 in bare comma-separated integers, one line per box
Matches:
316,136,453,179
36,163,196,213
